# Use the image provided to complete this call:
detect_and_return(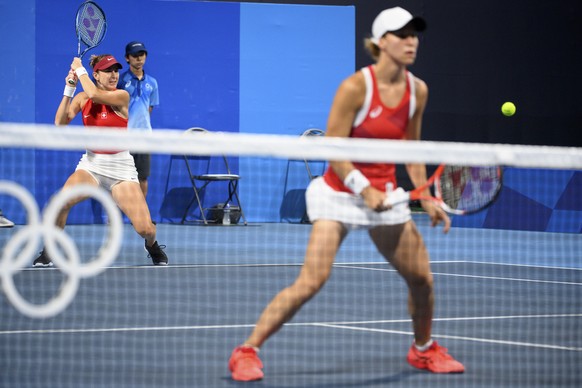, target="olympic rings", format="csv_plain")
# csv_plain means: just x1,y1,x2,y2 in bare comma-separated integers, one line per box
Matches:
0,181,123,319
